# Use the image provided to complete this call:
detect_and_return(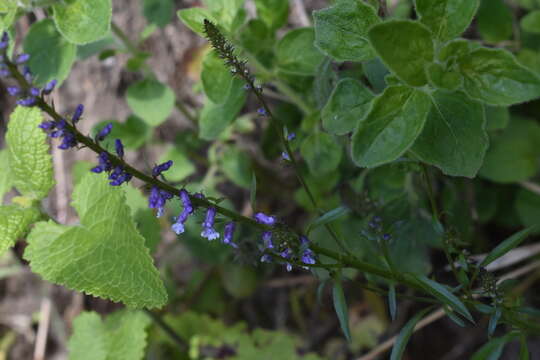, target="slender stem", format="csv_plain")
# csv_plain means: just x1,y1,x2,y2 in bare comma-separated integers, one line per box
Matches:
111,22,140,55
143,310,186,350
175,100,197,126
378,0,389,17
421,164,439,222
